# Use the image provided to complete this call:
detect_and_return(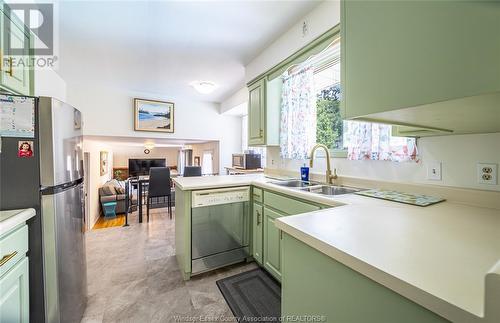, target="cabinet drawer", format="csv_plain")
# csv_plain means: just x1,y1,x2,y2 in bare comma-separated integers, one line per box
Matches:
0,225,28,277
264,191,320,215
253,187,263,203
